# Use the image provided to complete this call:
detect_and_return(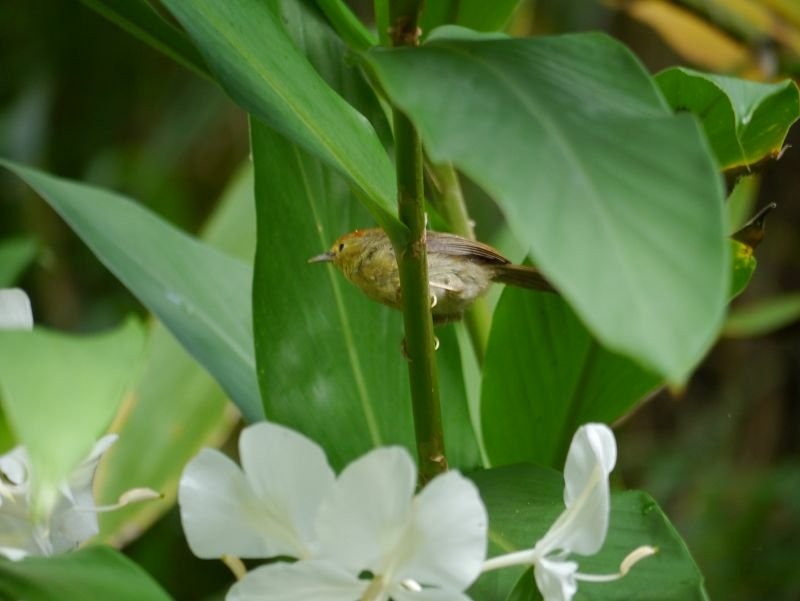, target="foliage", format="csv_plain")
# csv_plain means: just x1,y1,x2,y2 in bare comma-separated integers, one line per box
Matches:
0,0,798,600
